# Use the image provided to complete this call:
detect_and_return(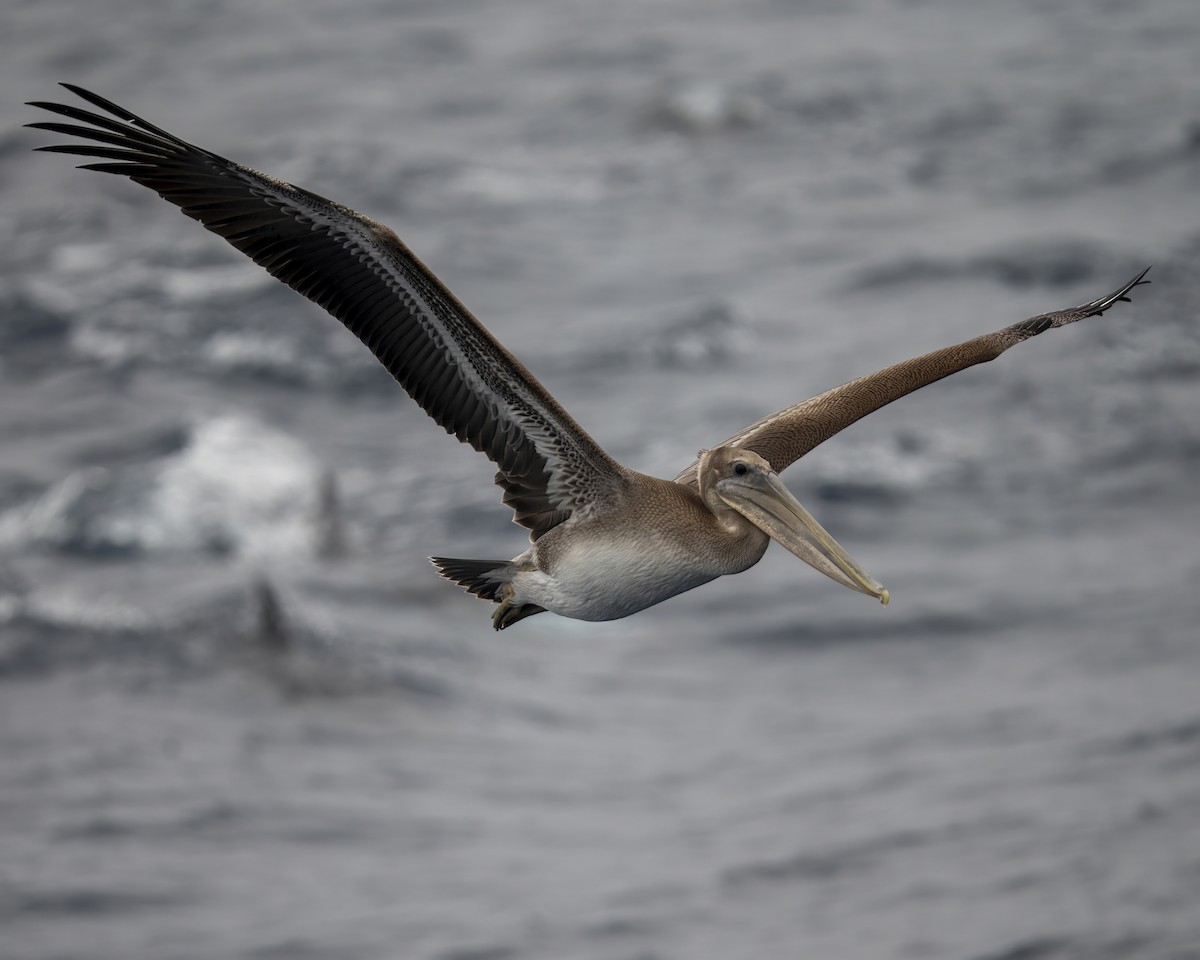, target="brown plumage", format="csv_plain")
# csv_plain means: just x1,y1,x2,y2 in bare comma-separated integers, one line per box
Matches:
27,85,1150,629
673,282,1150,485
